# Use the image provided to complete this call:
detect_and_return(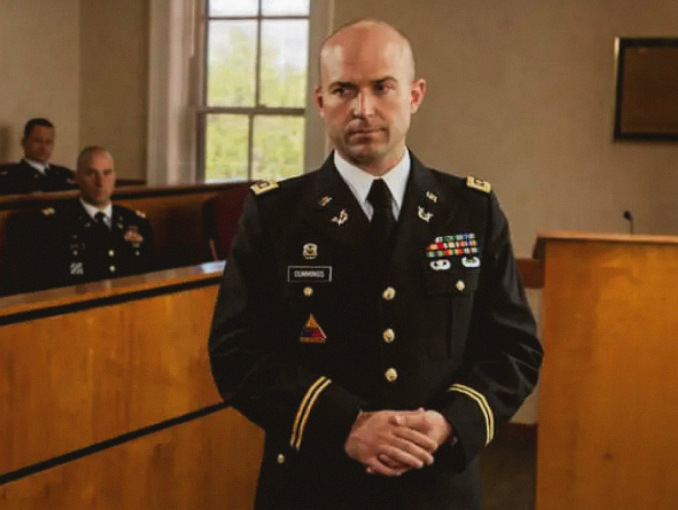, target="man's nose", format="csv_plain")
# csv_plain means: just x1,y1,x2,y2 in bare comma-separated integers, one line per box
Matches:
351,91,376,118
